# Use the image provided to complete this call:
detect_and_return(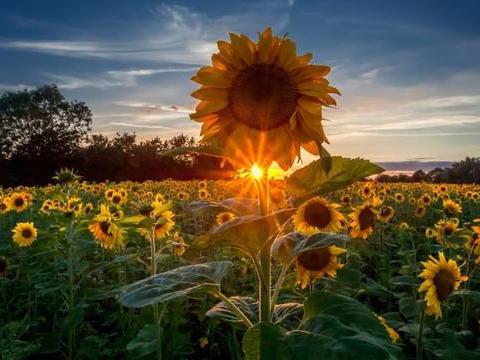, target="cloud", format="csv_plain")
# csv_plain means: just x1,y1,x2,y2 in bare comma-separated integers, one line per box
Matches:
0,2,292,64
0,83,35,92
45,67,197,89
